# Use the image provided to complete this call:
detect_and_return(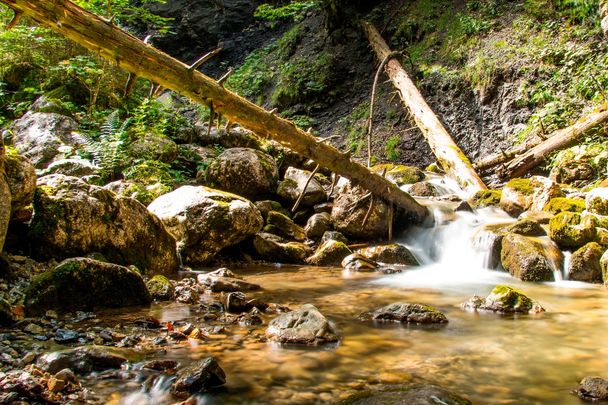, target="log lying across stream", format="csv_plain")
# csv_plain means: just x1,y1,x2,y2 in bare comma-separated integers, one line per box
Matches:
362,21,487,195
497,109,608,180
0,0,428,221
